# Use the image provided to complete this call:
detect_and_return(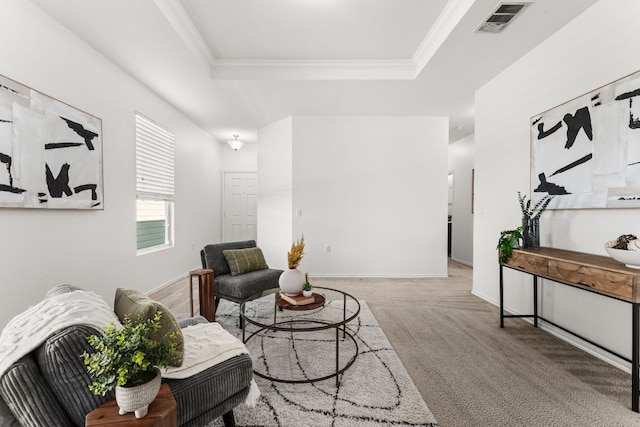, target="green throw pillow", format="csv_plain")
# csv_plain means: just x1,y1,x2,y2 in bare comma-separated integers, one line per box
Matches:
113,288,184,366
223,247,269,276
